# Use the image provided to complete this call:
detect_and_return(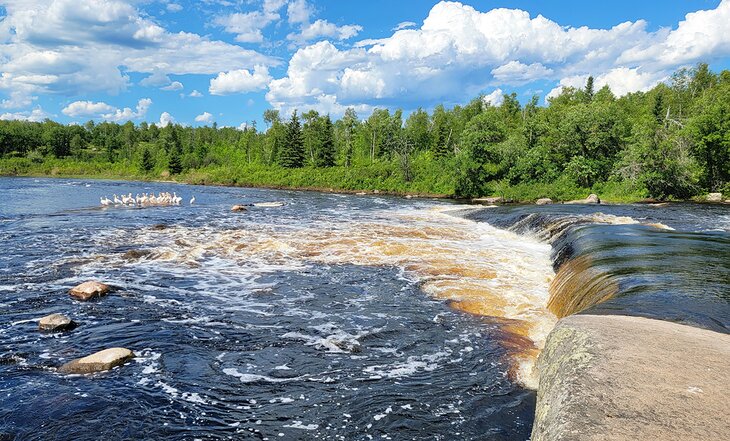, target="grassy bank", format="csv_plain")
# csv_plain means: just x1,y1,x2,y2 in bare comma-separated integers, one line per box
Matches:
0,156,660,203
